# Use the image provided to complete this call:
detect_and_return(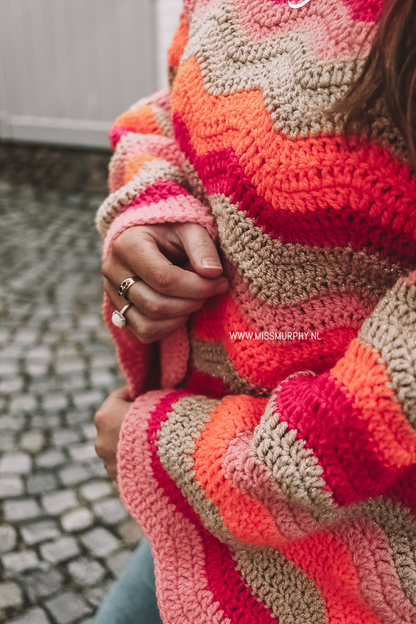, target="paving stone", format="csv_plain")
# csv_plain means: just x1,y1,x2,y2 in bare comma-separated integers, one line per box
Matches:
26,346,51,361
67,557,106,586
23,568,64,602
0,581,23,608
117,519,144,547
59,464,92,486
20,431,45,454
52,429,81,447
15,329,38,345
2,550,39,575
105,549,132,576
4,498,41,522
64,409,93,425
36,450,66,469
80,480,112,502
0,452,32,474
26,473,58,495
0,362,18,376
42,490,77,515
31,414,61,429
93,497,128,526
61,374,88,391
0,476,24,498
10,395,37,414
0,431,16,451
0,377,23,393
56,360,85,375
73,391,103,409
68,443,97,462
87,460,108,478
0,524,17,553
84,581,112,608
40,537,80,564
21,520,60,545
81,423,96,440
80,527,120,557
90,370,115,387
42,394,68,411
9,607,51,624
0,415,25,431
26,362,48,377
61,507,93,532
45,591,92,624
